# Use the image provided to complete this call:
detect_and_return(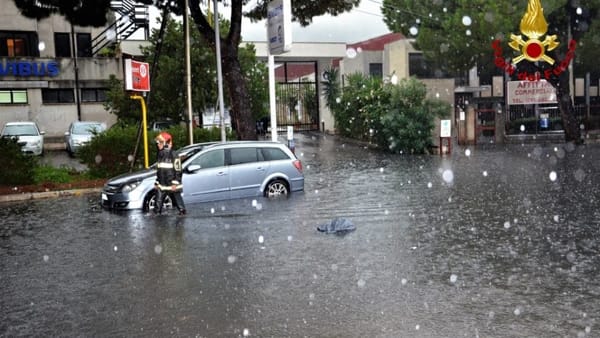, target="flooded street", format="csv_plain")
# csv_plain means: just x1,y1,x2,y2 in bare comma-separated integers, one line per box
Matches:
2,133,600,337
